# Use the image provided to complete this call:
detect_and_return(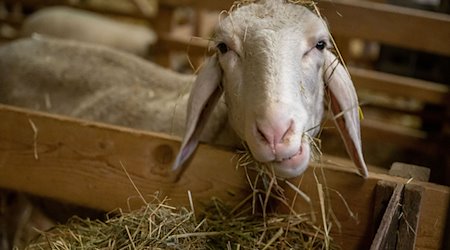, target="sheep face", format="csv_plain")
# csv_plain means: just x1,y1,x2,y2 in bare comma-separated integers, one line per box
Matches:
174,0,368,179
215,3,328,177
